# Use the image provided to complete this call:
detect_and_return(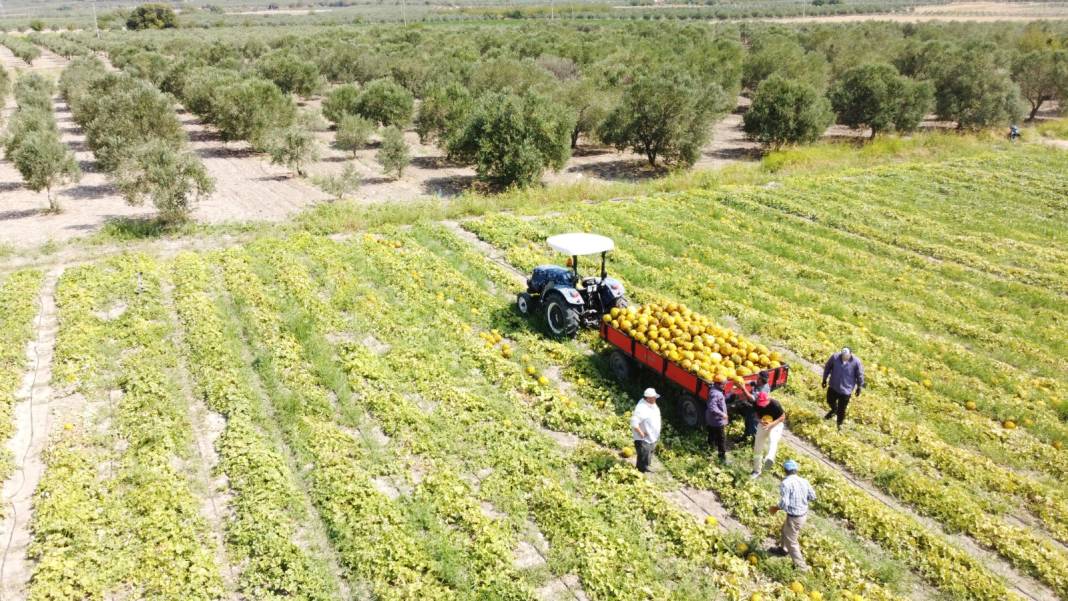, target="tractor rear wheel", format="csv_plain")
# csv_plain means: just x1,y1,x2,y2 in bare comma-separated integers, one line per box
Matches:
545,296,580,337
612,296,629,310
